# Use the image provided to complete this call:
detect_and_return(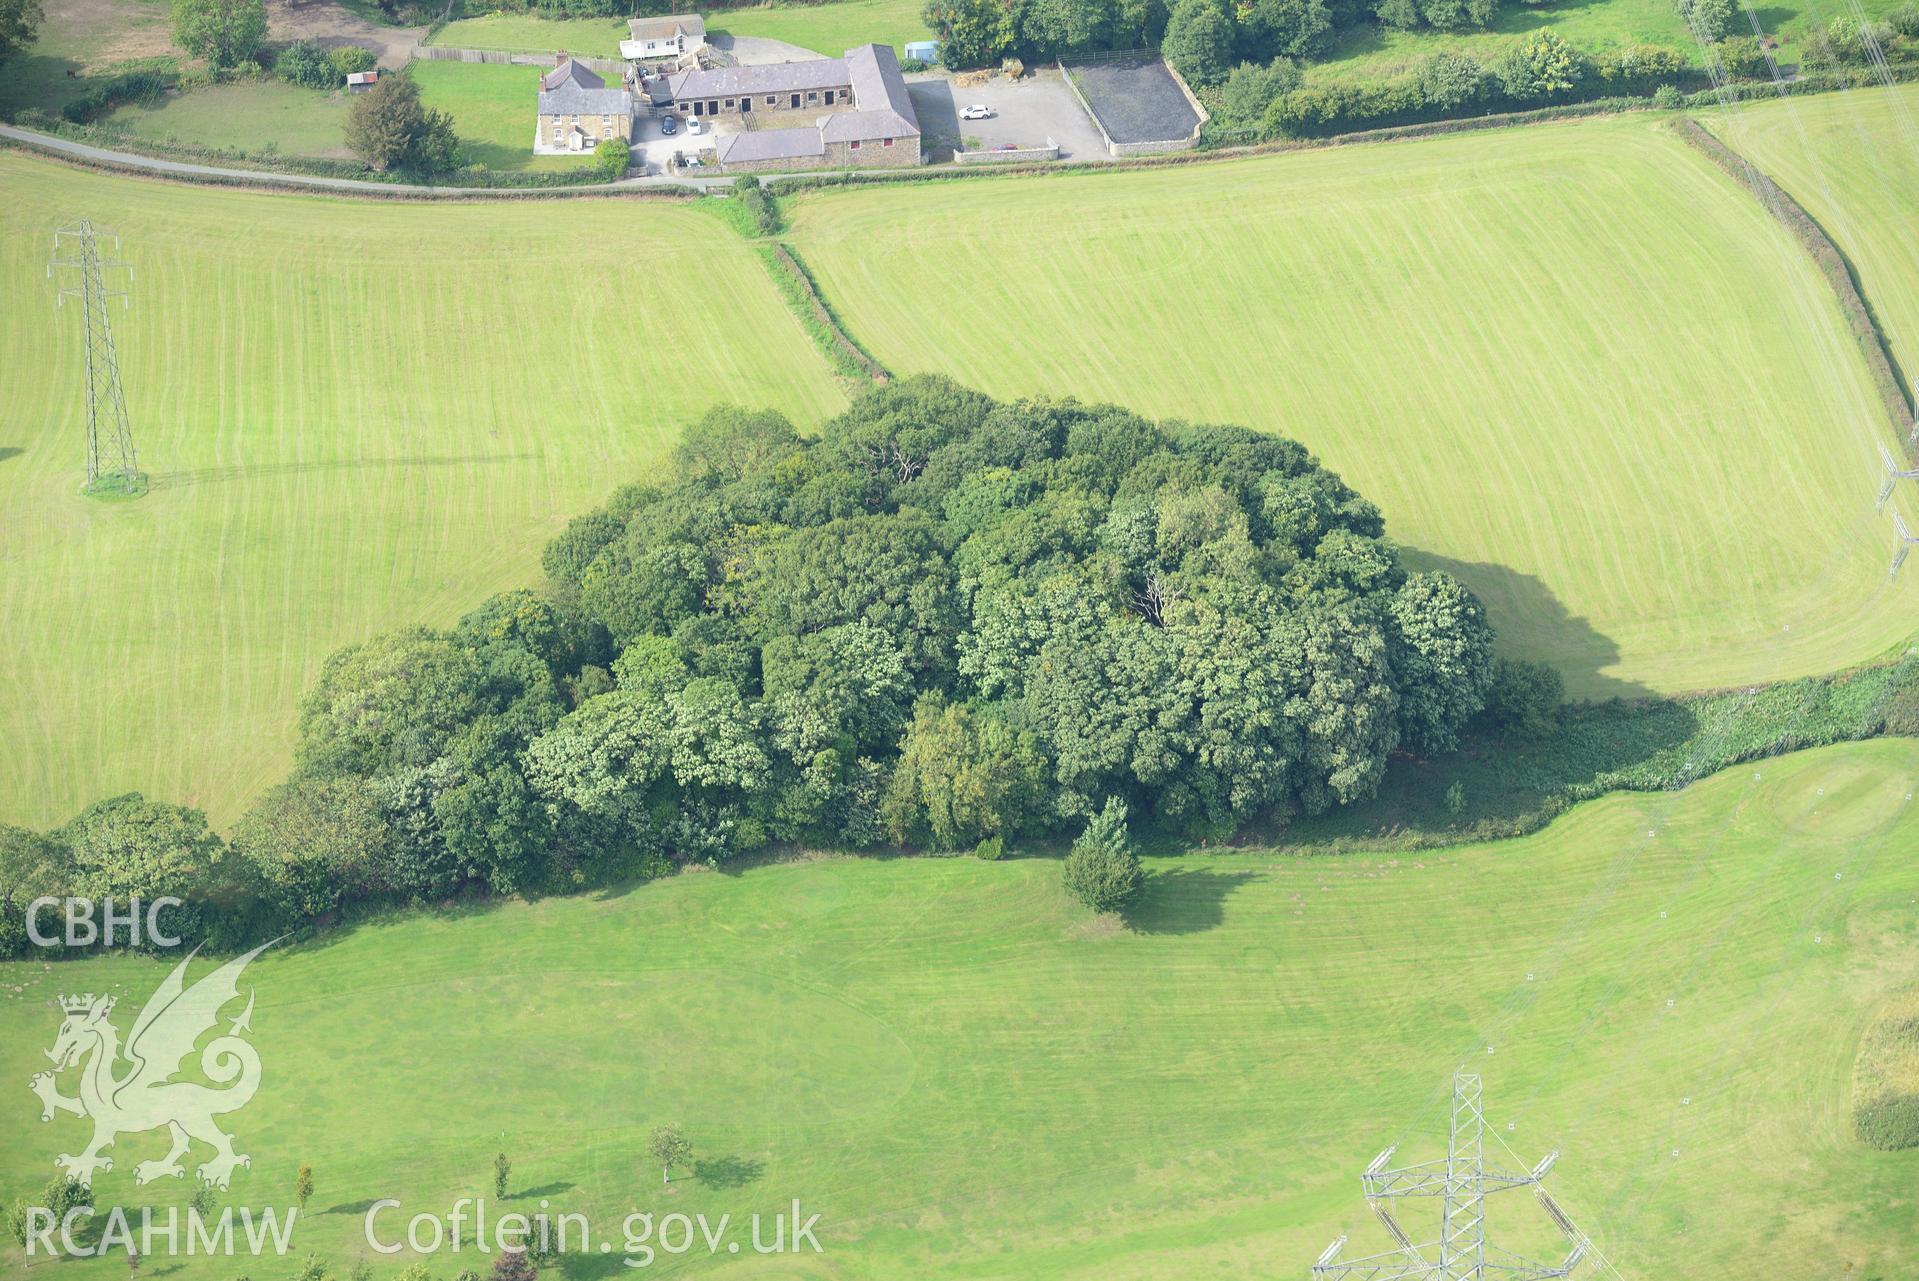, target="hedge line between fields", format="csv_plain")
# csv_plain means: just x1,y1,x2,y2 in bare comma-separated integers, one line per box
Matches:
1674,116,1918,445
1276,652,1919,855
764,242,890,383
